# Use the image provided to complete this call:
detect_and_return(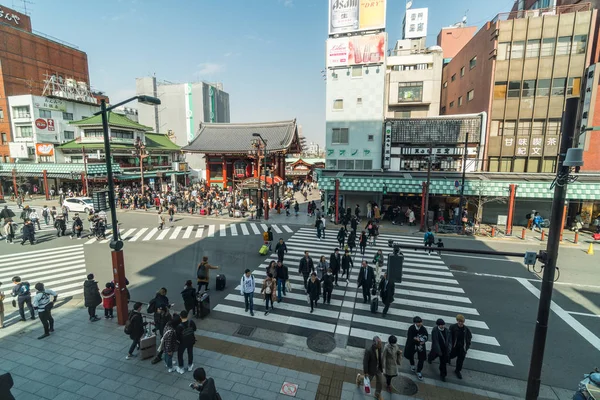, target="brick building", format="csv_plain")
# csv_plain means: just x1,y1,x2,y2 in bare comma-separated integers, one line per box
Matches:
437,25,478,60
